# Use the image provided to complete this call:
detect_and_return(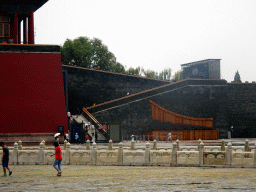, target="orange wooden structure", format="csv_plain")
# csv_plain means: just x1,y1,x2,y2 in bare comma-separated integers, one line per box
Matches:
149,100,213,127
148,100,218,140
145,130,219,141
